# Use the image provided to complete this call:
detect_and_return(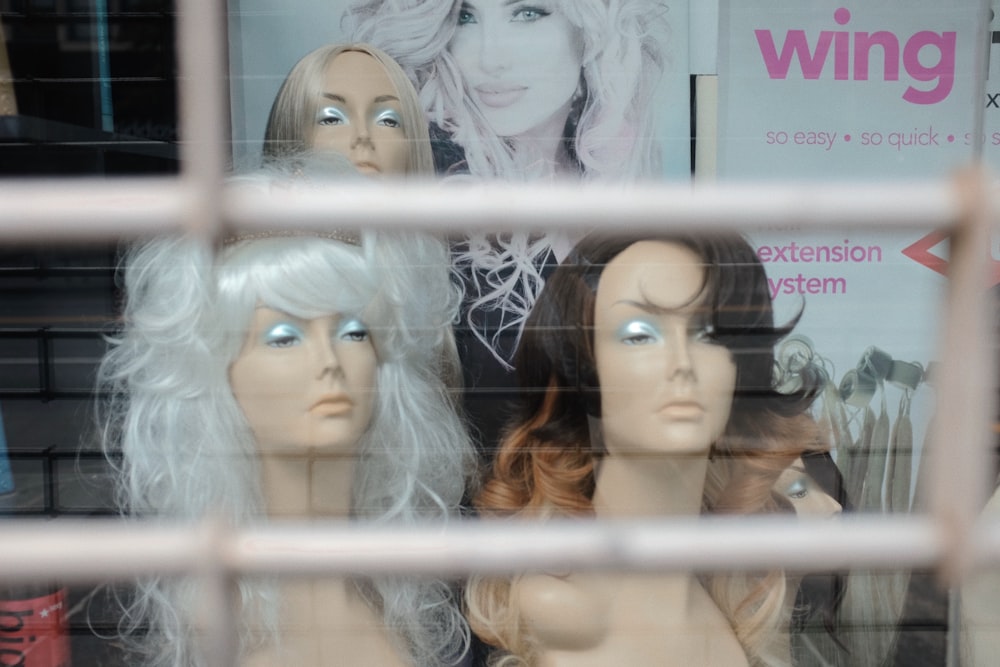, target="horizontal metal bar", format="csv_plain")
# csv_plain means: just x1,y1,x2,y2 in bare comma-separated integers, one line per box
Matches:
0,180,960,240
0,516,984,584
224,181,961,232
0,179,190,241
